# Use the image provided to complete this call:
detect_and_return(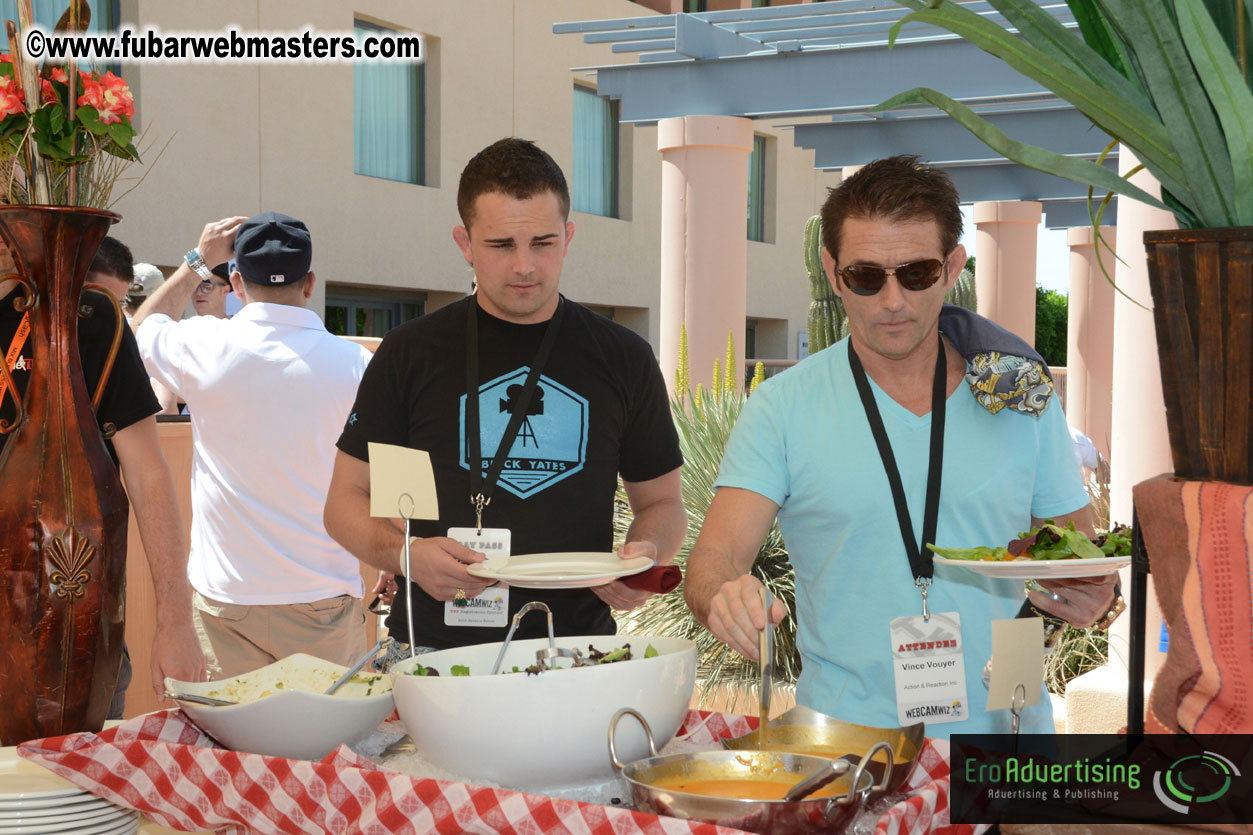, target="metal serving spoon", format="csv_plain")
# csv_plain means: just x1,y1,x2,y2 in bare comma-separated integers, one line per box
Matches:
784,758,852,802
324,637,388,695
164,690,236,707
